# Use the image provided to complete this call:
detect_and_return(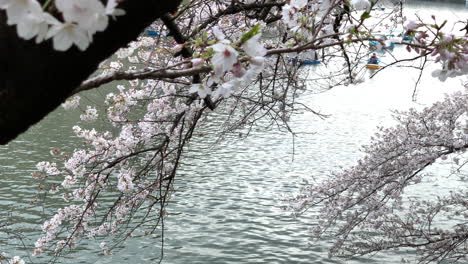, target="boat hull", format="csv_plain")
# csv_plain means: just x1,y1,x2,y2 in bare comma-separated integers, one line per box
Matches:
301,60,320,65
366,64,380,69
289,58,320,65
147,30,160,37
